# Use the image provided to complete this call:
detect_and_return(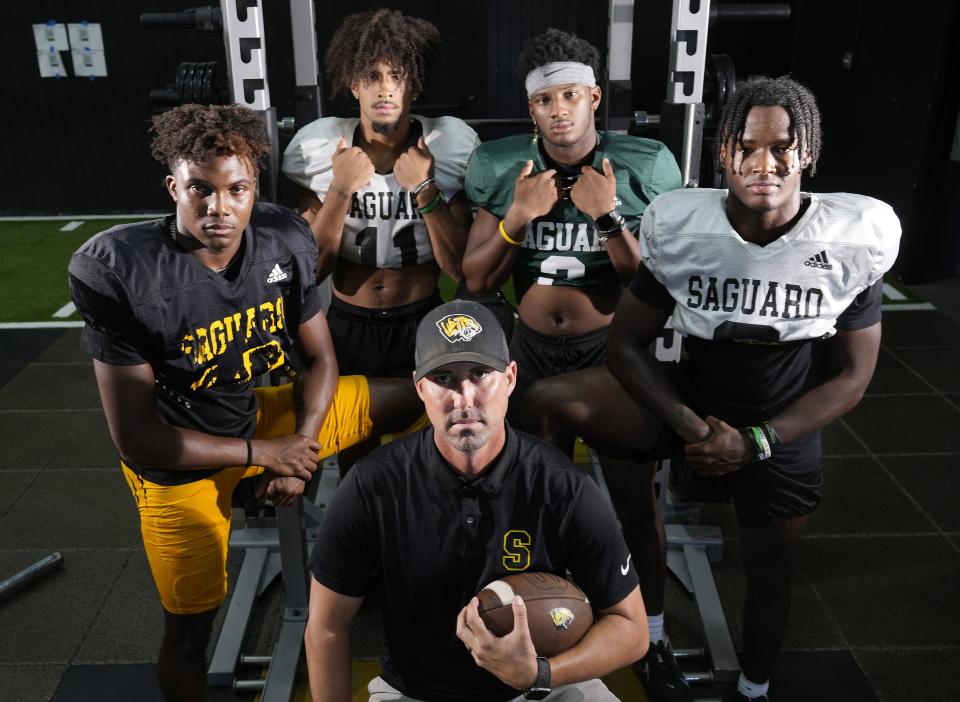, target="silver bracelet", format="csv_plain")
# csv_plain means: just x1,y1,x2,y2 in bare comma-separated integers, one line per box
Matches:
412,177,436,196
